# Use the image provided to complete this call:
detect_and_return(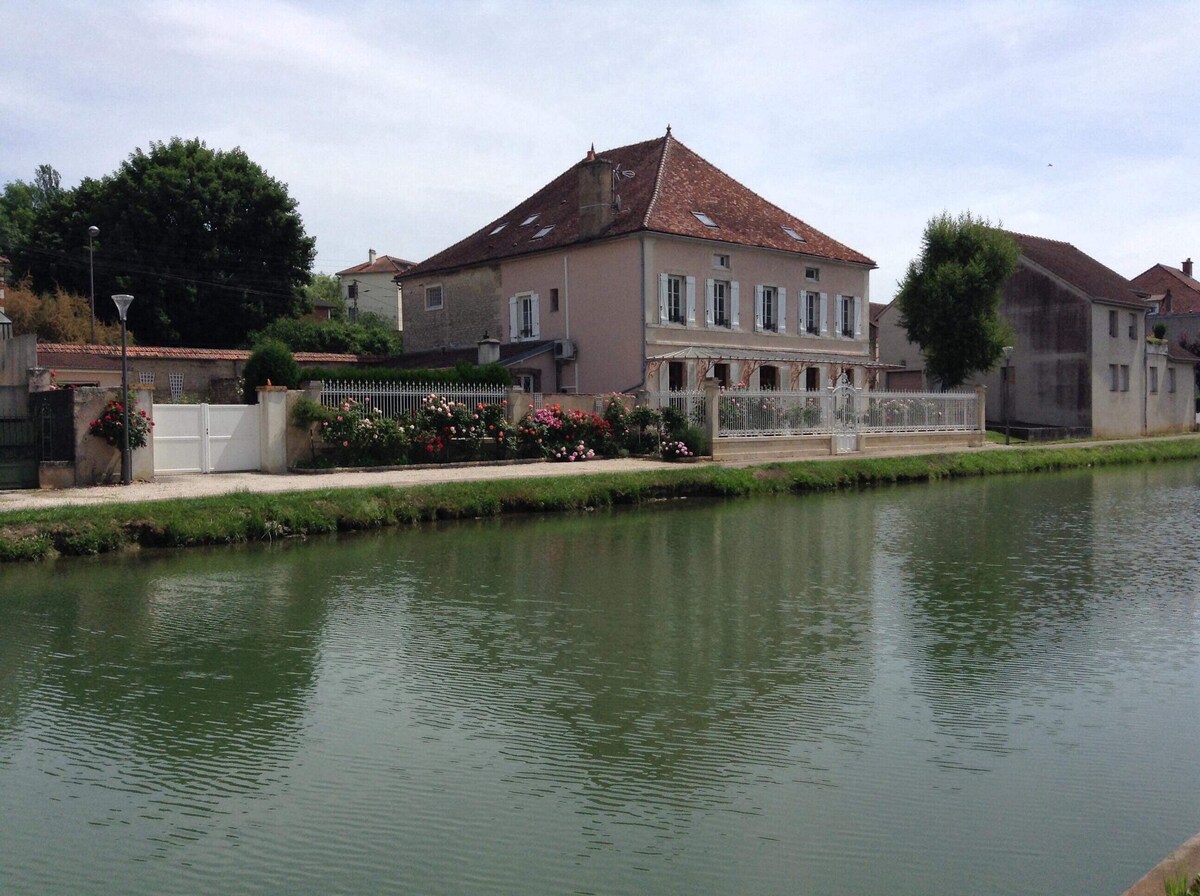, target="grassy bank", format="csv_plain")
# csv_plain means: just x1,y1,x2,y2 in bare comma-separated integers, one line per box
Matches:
3,438,1200,564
